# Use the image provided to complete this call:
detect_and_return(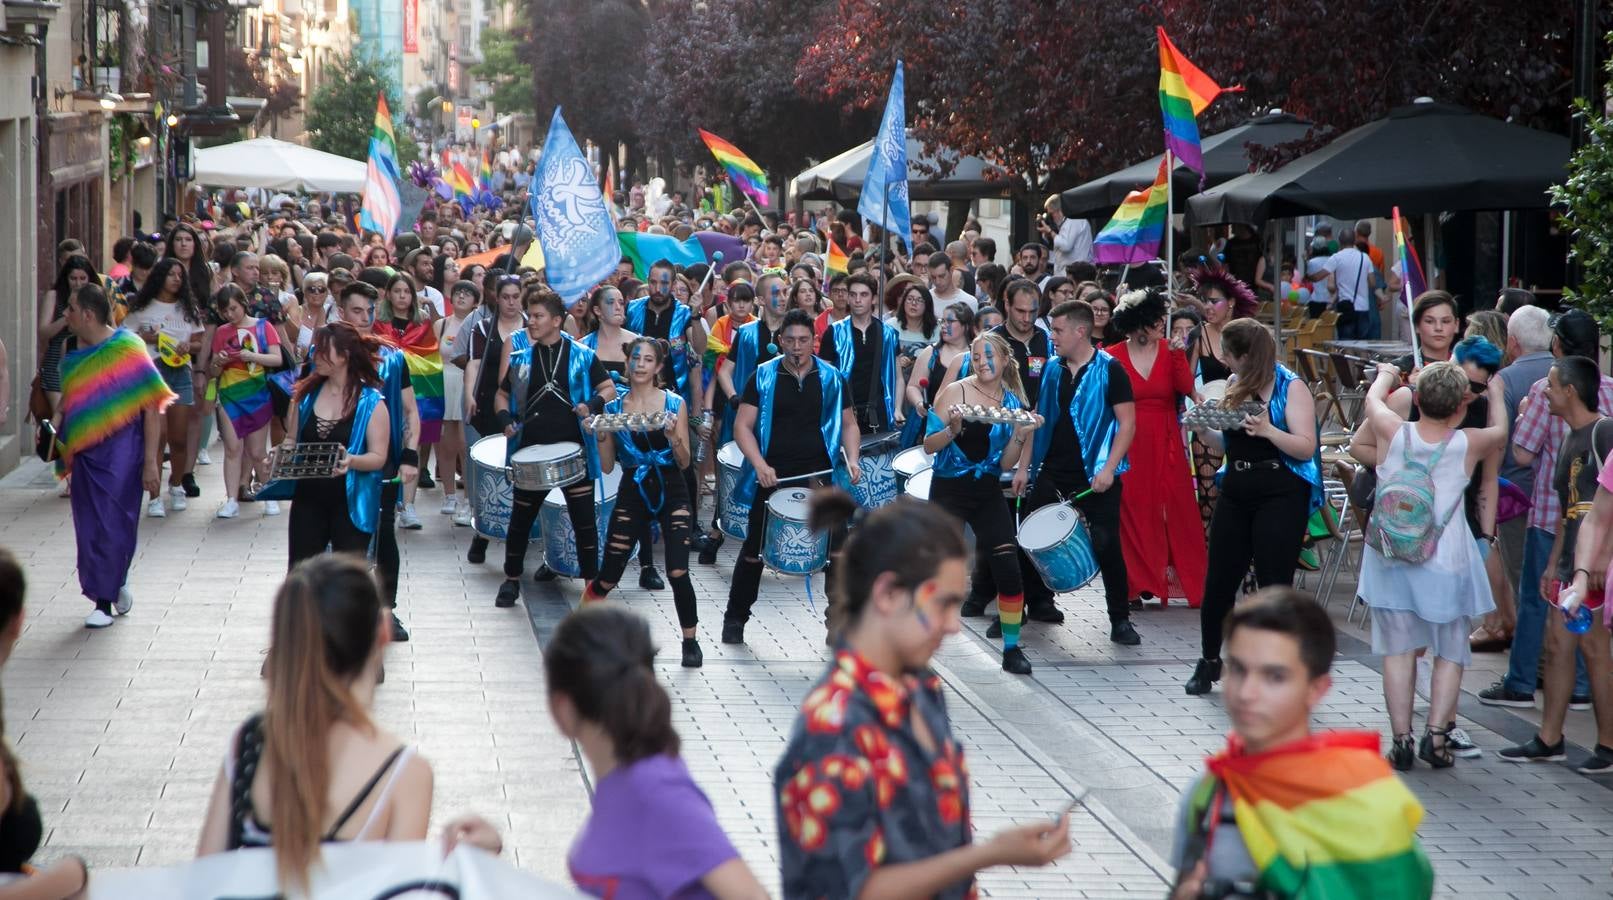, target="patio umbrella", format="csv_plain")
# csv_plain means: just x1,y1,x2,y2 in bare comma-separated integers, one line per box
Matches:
790,138,1013,204
1060,111,1318,219
1185,100,1569,227
191,137,367,193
